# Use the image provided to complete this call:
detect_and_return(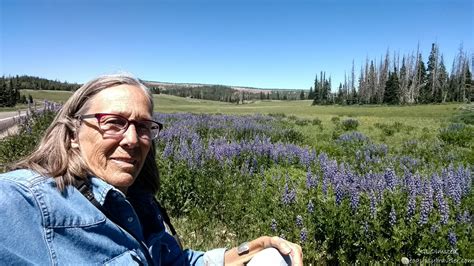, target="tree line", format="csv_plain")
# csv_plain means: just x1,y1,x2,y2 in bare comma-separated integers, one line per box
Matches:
0,75,81,107
148,83,304,103
0,76,28,107
310,42,472,105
